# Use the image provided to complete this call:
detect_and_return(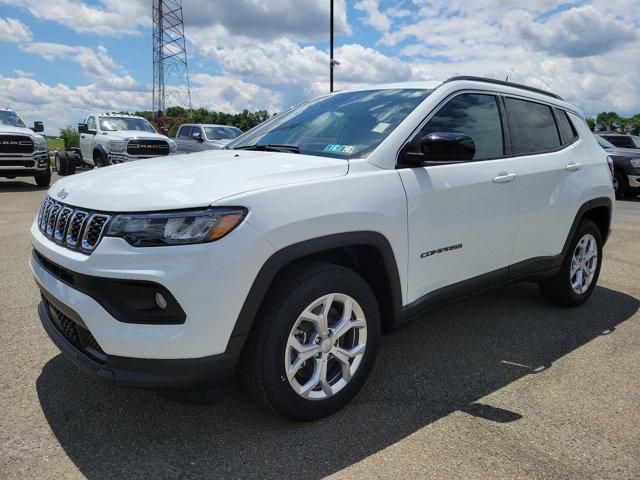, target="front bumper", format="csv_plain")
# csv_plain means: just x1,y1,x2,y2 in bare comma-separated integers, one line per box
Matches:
30,215,274,361
627,175,640,189
0,152,49,174
107,151,177,163
37,289,243,389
